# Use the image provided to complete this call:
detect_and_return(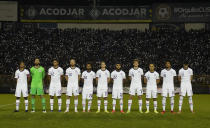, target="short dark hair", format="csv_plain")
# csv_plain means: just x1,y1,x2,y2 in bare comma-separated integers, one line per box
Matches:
133,59,139,63
53,58,59,62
